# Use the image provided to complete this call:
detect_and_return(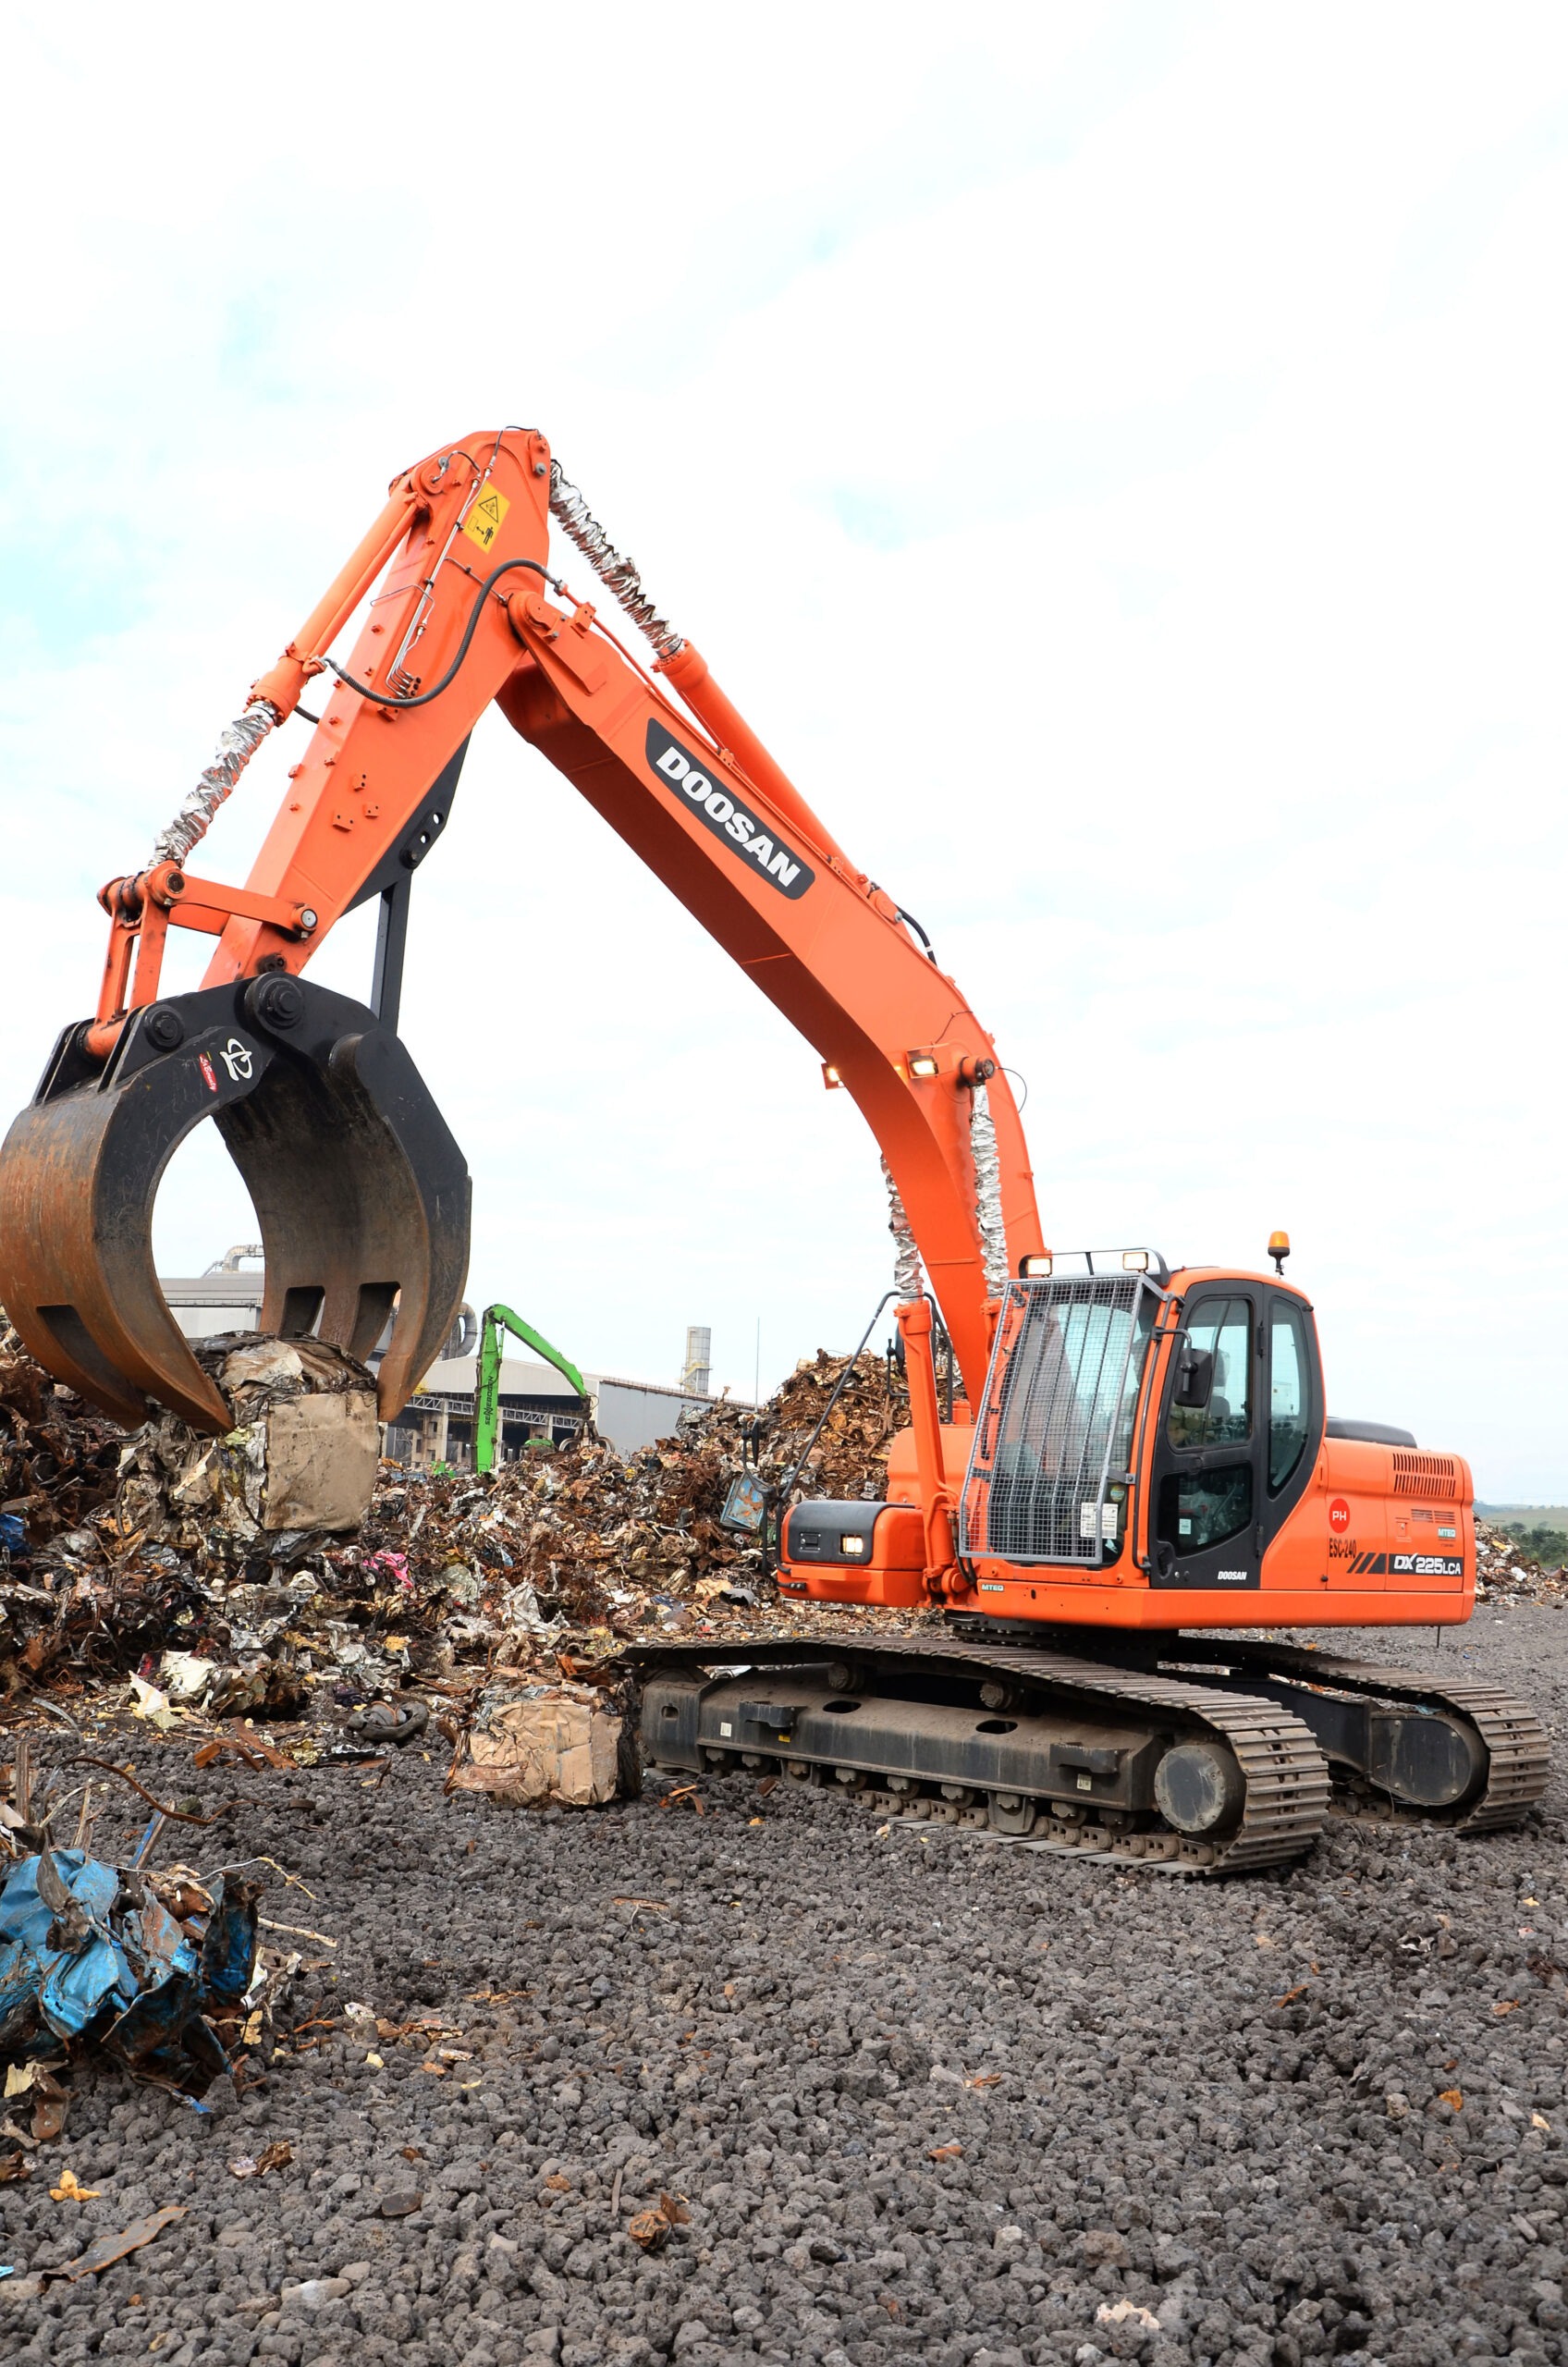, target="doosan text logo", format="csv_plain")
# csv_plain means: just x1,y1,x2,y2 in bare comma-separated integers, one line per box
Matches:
644,723,815,900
